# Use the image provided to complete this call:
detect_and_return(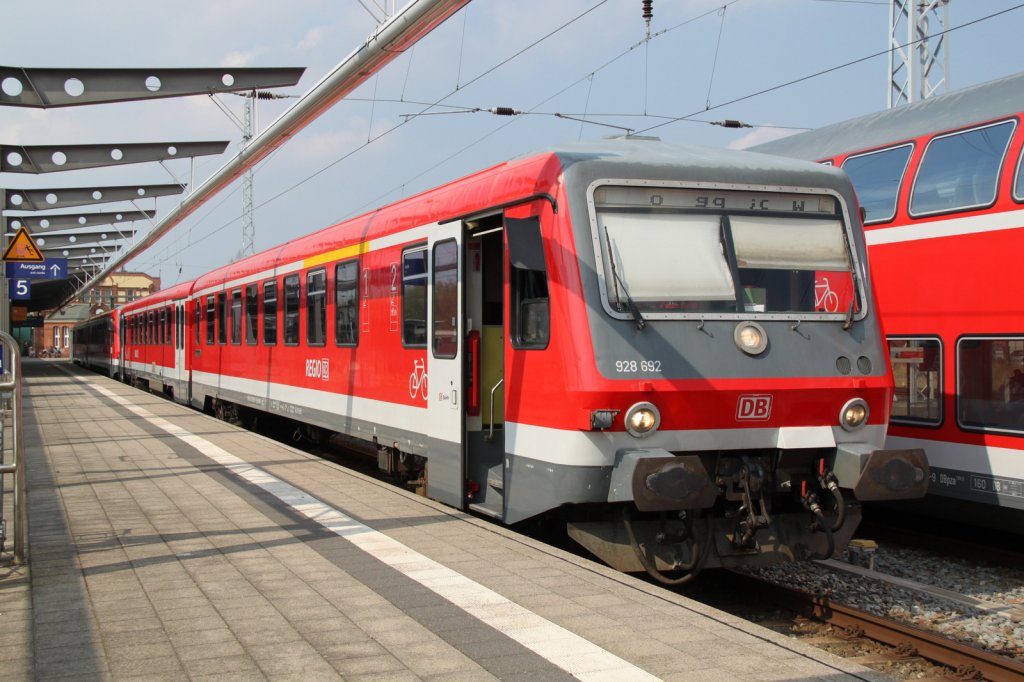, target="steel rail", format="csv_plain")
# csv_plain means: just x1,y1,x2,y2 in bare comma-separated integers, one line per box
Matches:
756,578,1024,682
63,0,472,308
